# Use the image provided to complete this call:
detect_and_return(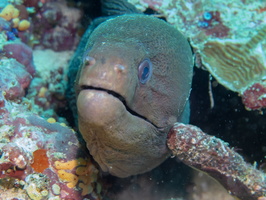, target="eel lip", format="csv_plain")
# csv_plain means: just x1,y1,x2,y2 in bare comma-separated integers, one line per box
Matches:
79,85,160,129
79,85,125,103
